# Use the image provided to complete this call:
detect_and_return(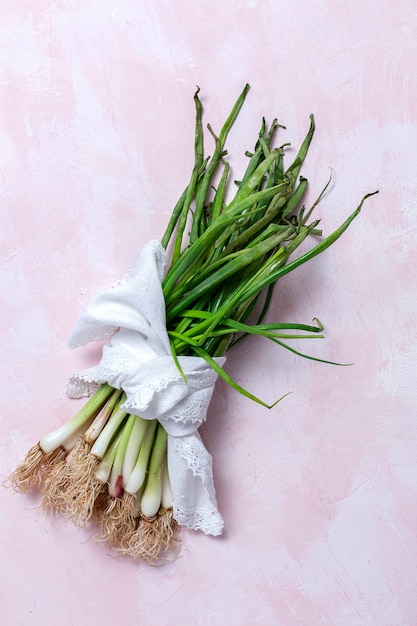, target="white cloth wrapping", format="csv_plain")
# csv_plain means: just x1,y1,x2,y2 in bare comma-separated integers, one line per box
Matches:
67,239,225,536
